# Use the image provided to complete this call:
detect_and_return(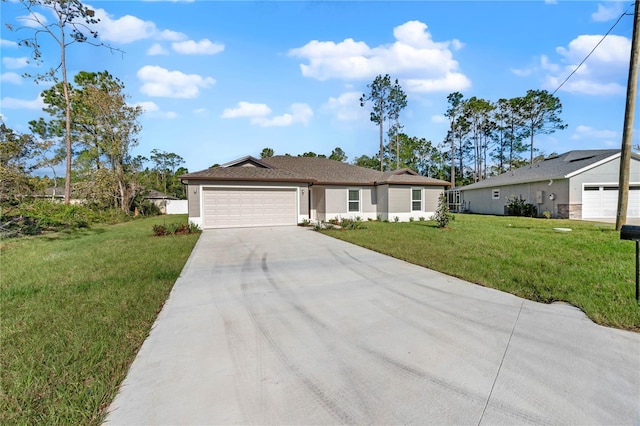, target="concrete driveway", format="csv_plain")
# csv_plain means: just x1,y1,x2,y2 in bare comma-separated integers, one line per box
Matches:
105,227,639,425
